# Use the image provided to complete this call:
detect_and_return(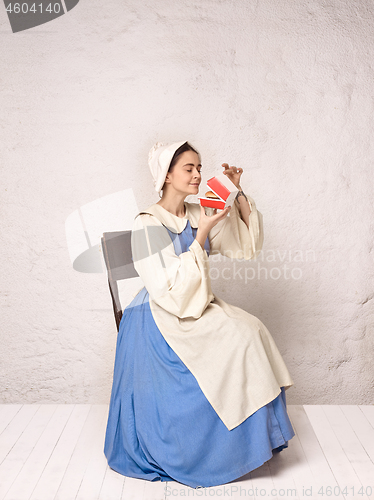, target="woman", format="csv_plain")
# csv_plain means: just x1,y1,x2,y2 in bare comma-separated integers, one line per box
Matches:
104,140,295,488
